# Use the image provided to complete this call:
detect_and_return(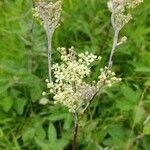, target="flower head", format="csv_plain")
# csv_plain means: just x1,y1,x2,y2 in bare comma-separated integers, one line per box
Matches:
33,0,62,30
44,47,121,113
107,0,143,29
